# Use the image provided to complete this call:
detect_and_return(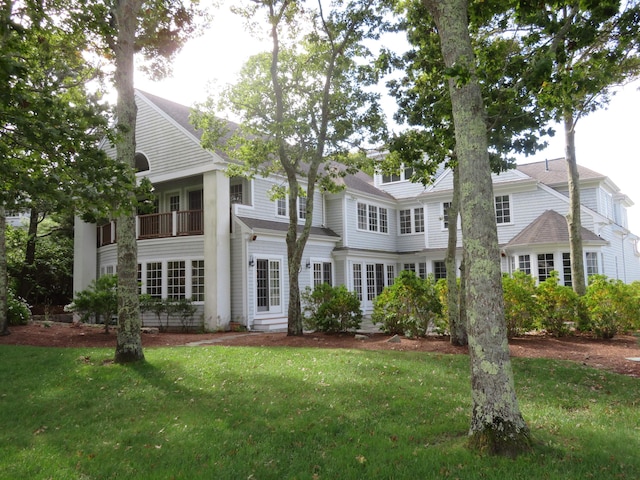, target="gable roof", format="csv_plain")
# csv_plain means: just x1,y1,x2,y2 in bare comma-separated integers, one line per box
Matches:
516,158,605,187
137,90,203,140
504,210,607,248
